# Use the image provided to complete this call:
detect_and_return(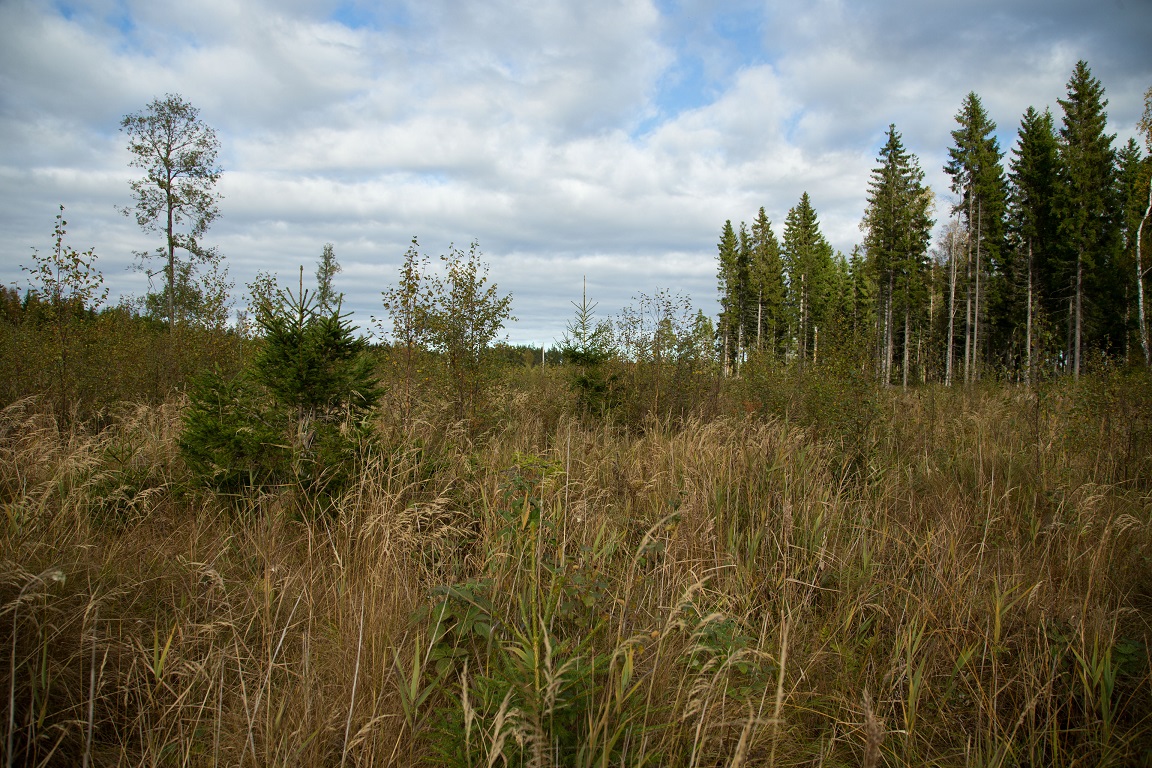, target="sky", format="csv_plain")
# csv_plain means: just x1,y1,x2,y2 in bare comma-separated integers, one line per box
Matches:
1,0,1149,348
